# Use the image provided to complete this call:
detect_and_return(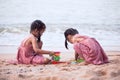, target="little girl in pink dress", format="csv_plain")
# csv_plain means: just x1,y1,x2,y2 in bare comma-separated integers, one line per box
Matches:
64,28,109,65
16,20,54,64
